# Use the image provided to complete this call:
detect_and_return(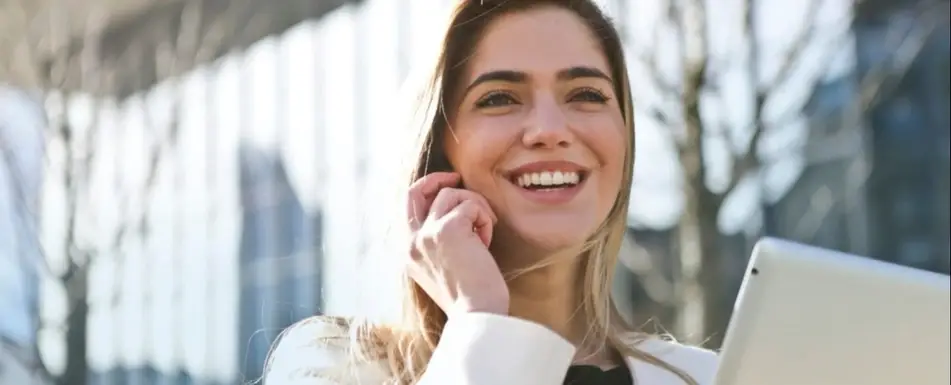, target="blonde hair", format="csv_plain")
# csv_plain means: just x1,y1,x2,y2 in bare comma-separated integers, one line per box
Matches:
276,1,697,384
